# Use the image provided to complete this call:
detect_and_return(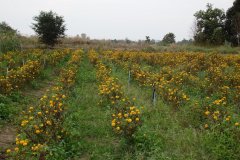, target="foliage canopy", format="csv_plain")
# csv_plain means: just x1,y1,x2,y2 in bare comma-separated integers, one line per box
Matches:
32,11,66,47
